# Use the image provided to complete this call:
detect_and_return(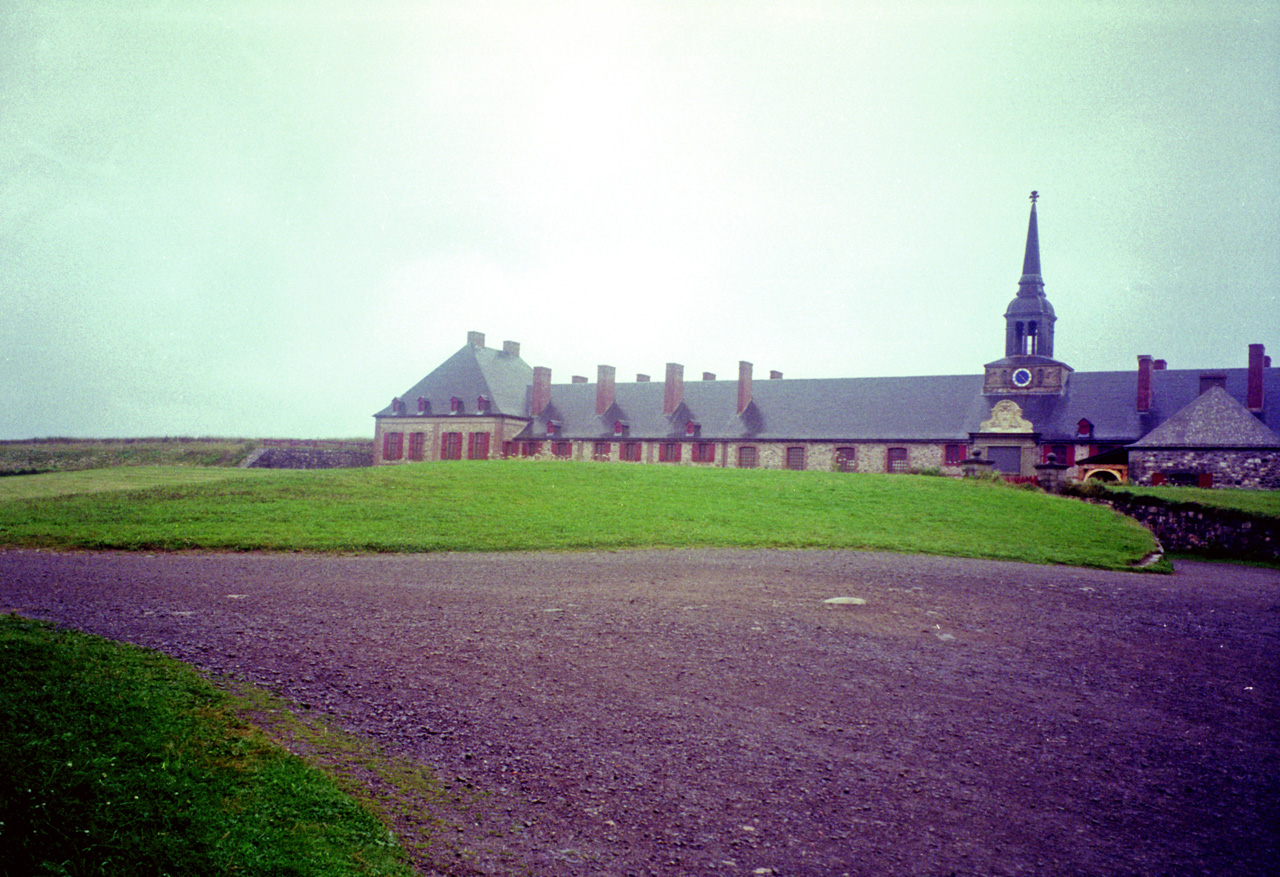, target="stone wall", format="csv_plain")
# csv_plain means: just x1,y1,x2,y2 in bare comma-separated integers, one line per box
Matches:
245,446,373,469
1129,448,1280,490
1062,483,1280,562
